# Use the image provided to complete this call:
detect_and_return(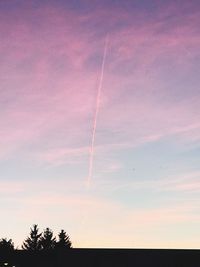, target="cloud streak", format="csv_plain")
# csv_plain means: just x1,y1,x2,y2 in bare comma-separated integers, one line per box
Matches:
0,0,200,248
